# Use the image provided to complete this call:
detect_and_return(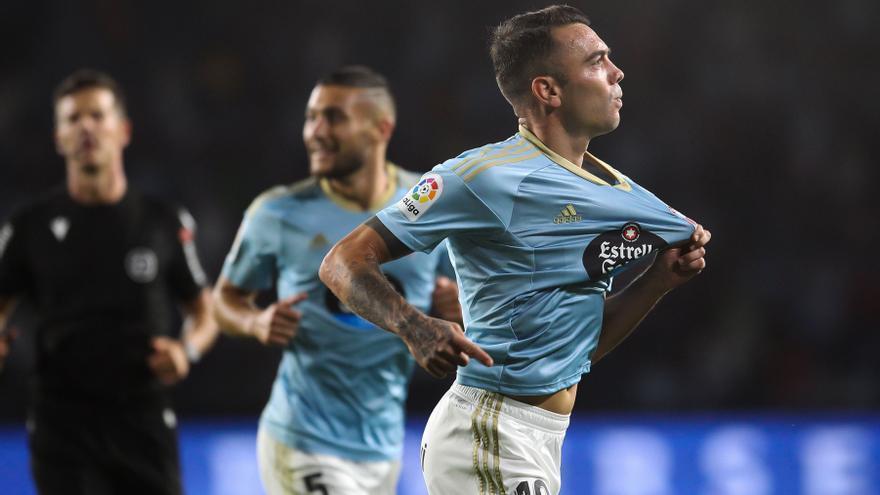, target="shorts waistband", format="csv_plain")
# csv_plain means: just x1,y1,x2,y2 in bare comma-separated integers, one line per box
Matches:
450,382,570,434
